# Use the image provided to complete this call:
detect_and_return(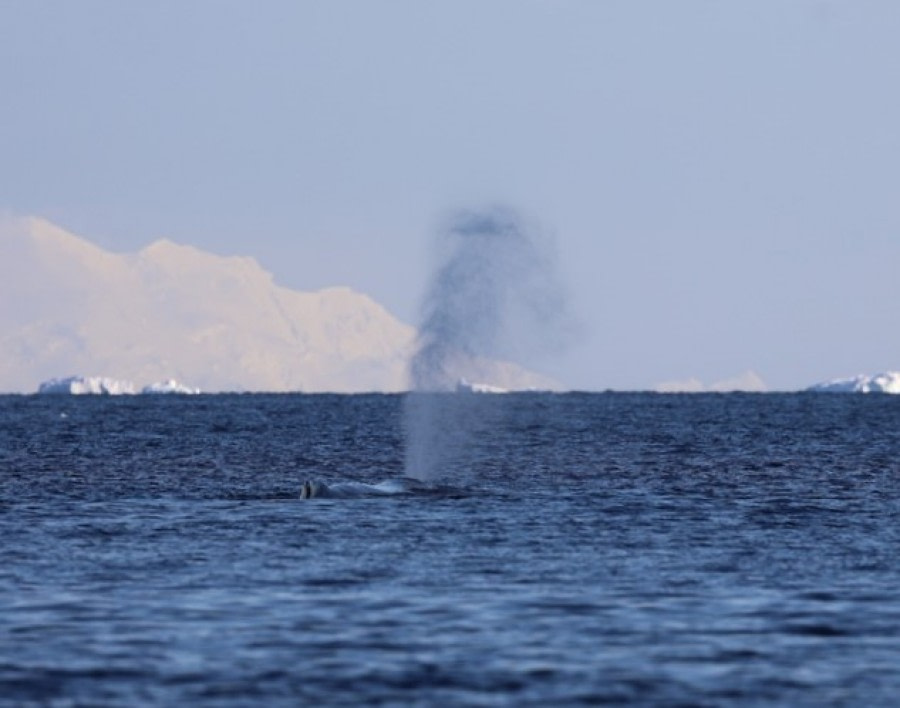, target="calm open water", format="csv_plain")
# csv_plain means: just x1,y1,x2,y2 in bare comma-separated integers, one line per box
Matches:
1,392,900,706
